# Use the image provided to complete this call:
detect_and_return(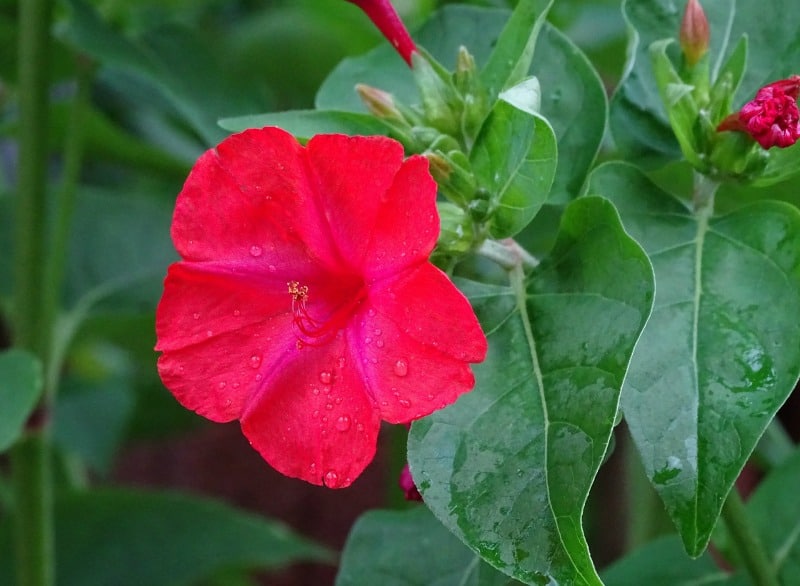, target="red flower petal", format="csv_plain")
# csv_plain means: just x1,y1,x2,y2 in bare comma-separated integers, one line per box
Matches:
241,336,381,488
